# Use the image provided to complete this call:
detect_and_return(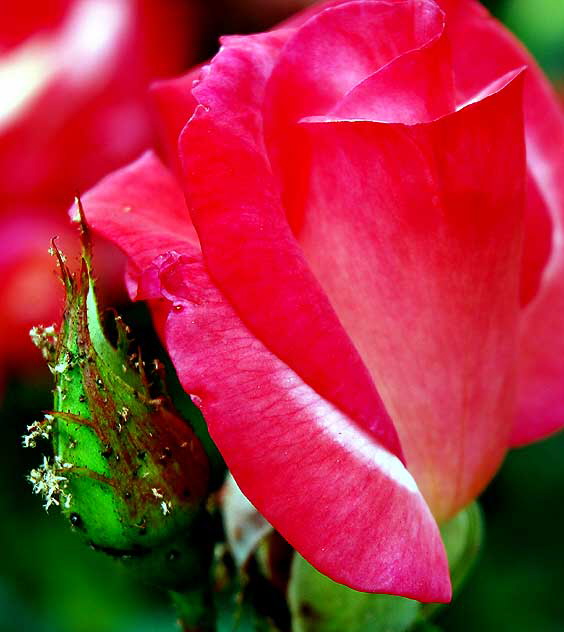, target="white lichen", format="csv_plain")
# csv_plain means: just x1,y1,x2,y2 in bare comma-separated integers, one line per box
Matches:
51,353,71,374
48,246,66,263
151,488,172,515
22,416,53,448
28,455,73,511
55,384,67,402
29,325,58,360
